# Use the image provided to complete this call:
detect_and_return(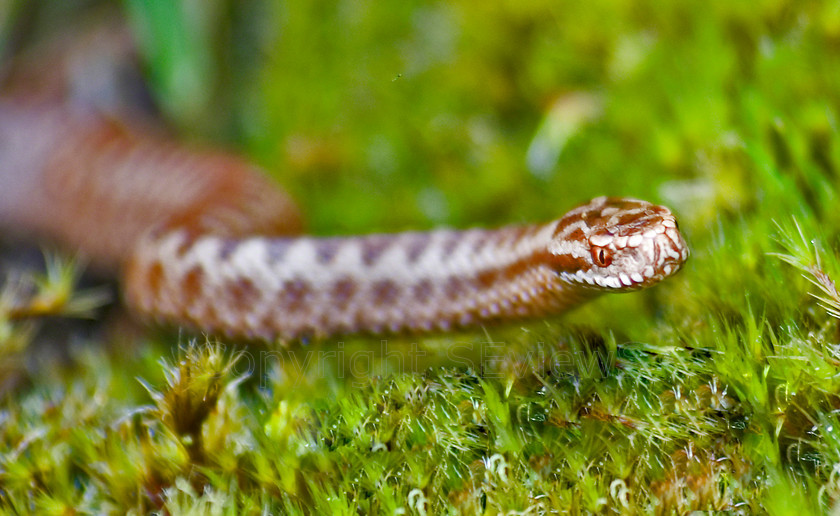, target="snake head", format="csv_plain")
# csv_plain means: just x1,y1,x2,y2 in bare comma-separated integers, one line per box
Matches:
547,196,688,291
